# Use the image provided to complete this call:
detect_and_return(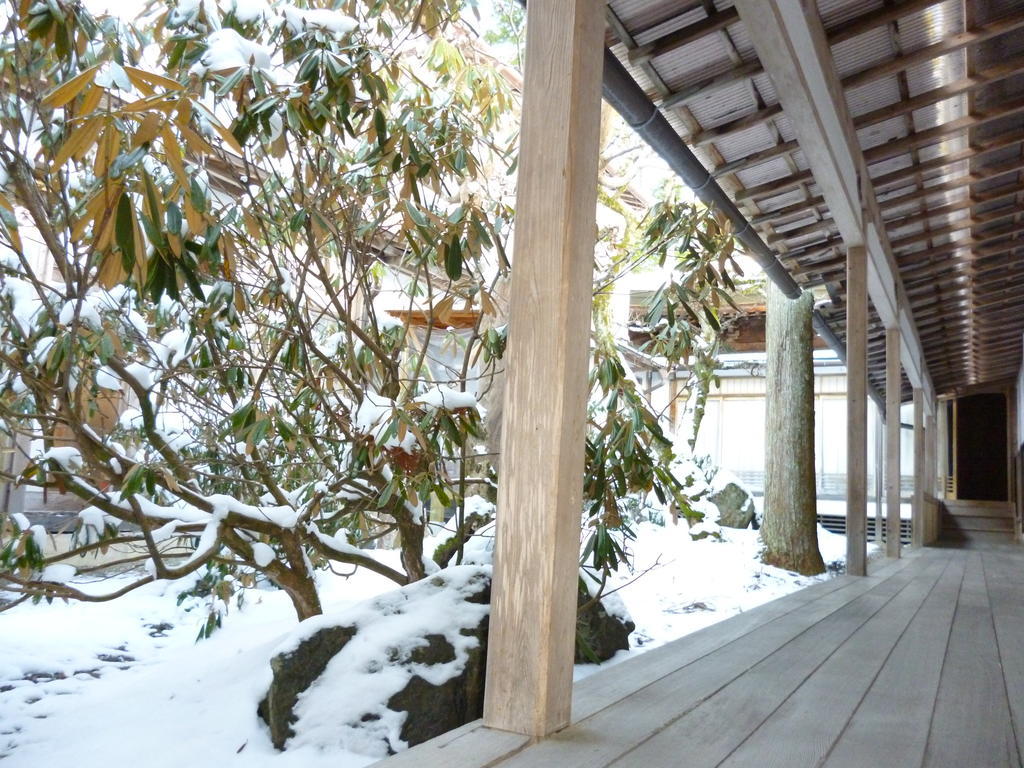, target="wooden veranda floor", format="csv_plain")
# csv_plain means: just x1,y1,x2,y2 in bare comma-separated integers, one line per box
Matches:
378,545,1024,768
